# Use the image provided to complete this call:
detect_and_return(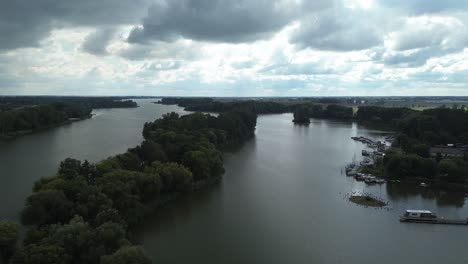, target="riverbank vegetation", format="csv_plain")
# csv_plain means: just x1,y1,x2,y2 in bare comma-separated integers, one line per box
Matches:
158,97,289,114
0,99,138,139
358,106,468,187
0,110,256,263
0,96,140,111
